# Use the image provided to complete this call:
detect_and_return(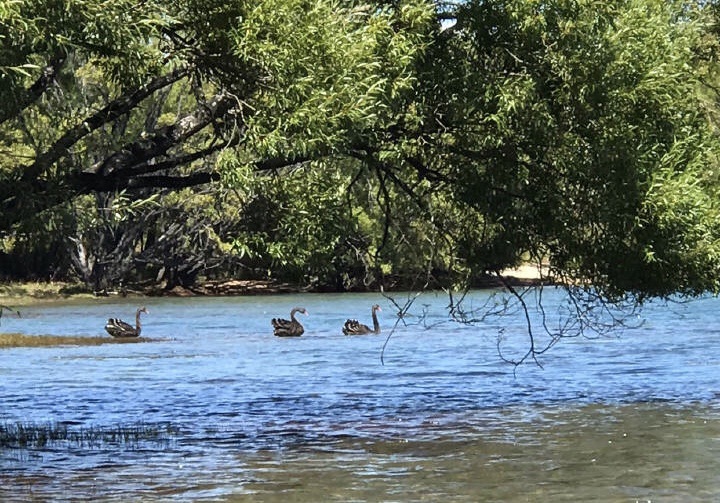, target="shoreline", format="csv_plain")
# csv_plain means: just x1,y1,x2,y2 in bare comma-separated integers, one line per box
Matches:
0,265,551,306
